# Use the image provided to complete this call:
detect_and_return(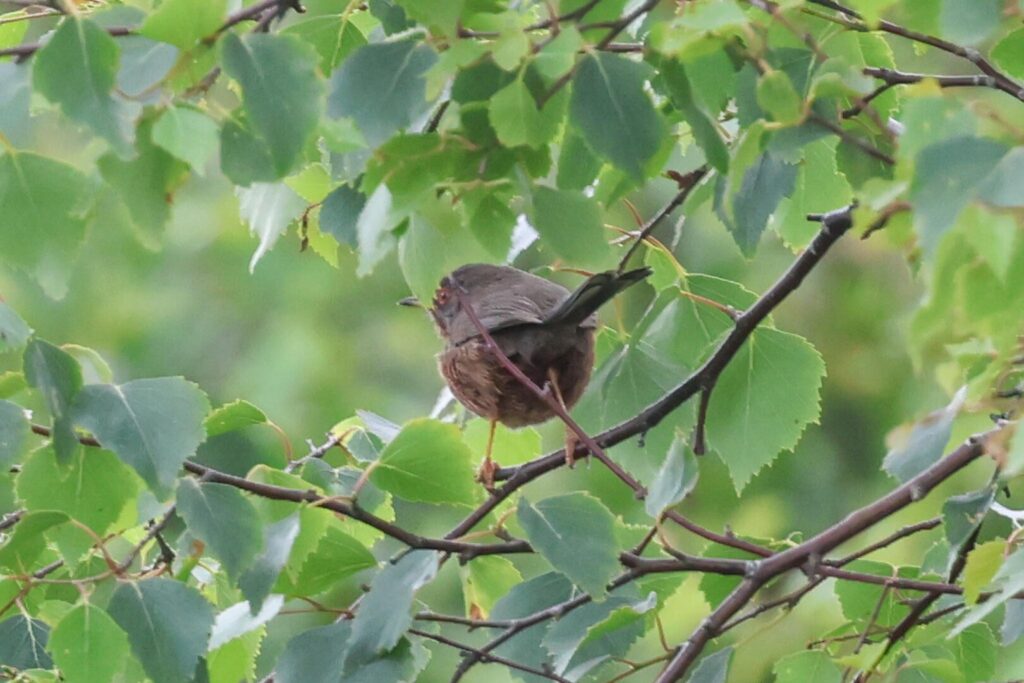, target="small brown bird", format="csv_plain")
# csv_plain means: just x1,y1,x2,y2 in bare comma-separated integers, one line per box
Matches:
402,263,651,486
